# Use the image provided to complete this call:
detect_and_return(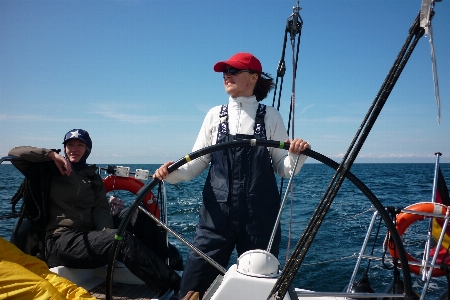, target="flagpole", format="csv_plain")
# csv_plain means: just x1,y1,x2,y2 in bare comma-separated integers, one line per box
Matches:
430,152,442,204
420,152,442,282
